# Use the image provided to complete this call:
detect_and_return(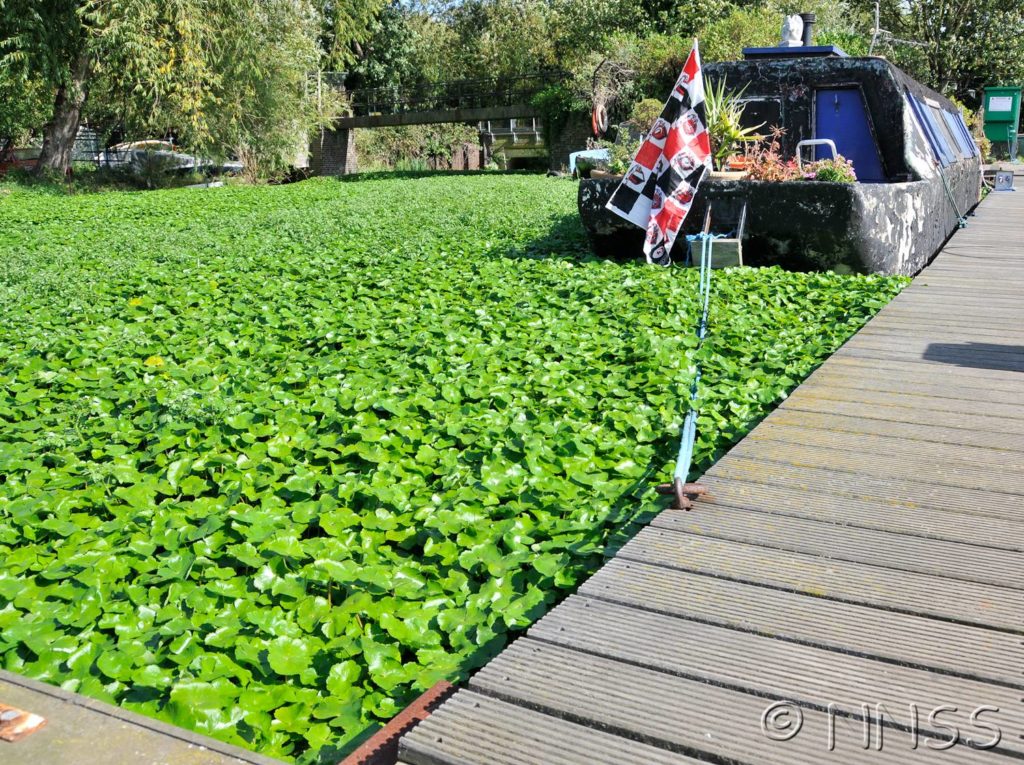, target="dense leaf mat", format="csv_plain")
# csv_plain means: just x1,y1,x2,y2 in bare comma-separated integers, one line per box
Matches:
0,175,906,762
